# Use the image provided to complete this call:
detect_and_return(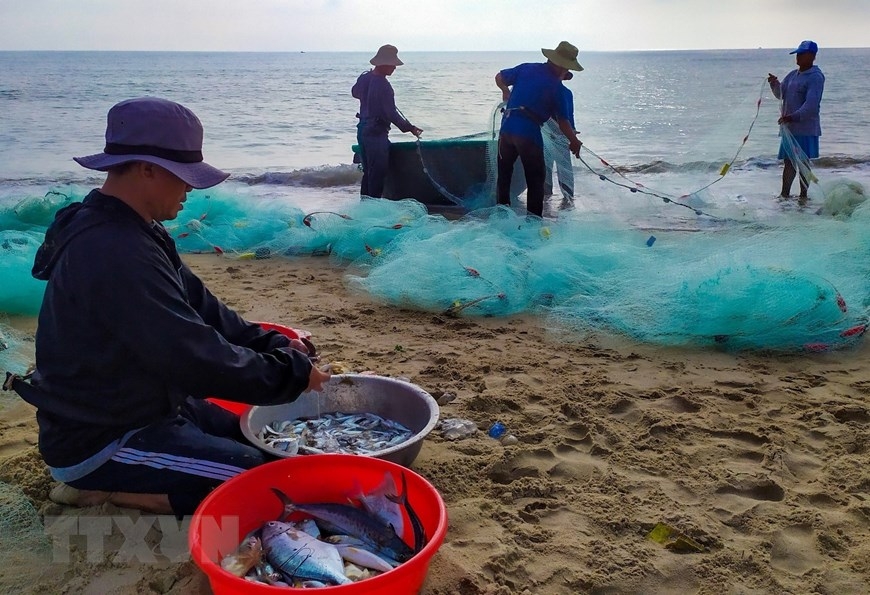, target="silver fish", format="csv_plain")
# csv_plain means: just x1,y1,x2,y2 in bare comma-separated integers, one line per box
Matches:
260,520,351,586
334,543,397,572
259,411,413,456
272,487,414,562
352,473,404,537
